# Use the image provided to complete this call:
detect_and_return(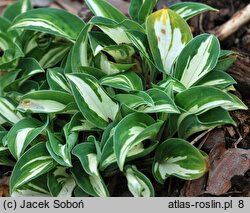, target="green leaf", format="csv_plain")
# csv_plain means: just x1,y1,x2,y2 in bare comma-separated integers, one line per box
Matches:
66,73,119,129
115,88,180,114
47,166,76,197
0,97,24,125
114,112,163,171
71,24,92,72
17,90,75,113
85,0,127,22
175,86,247,118
47,67,71,92
7,117,48,159
146,9,192,74
170,2,218,20
72,142,99,177
0,33,24,70
213,50,238,72
4,58,45,92
125,165,155,197
3,0,32,21
174,34,220,88
10,142,56,193
11,8,85,42
71,162,109,197
178,107,236,139
100,71,143,92
129,0,158,24
153,138,207,183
